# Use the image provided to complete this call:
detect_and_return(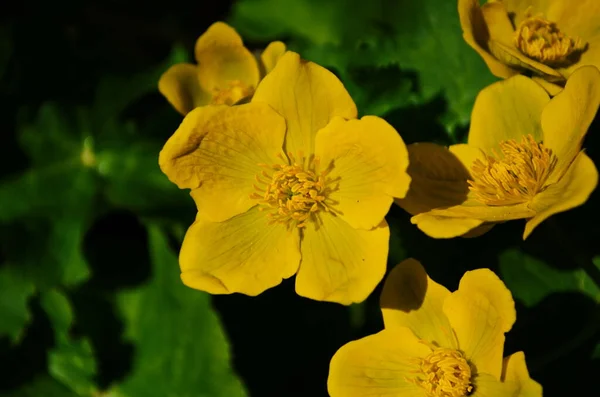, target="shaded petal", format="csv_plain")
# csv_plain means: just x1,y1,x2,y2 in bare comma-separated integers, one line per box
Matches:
541,65,600,183
458,269,516,333
380,259,457,349
315,116,410,229
158,103,286,222
410,213,486,239
461,223,496,238
458,0,519,78
468,75,549,152
501,352,543,397
180,207,301,295
328,327,430,397
424,200,535,222
525,152,598,239
471,373,512,397
194,22,260,92
260,41,287,74
395,143,472,216
158,64,212,115
532,76,564,96
296,215,388,305
443,290,505,379
252,51,357,156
